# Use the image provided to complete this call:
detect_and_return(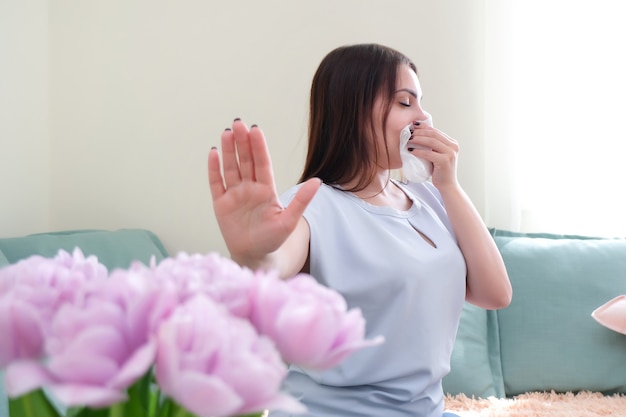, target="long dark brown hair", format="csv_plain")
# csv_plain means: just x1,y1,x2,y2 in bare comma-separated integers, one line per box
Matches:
299,43,416,192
